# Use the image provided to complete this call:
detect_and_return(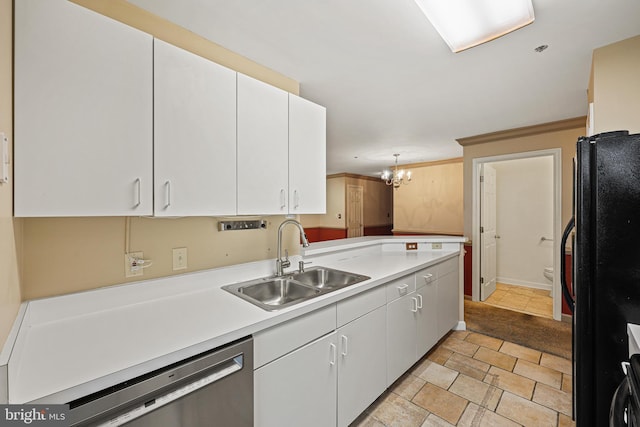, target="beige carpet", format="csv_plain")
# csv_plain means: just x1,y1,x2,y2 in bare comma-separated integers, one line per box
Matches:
464,299,572,360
